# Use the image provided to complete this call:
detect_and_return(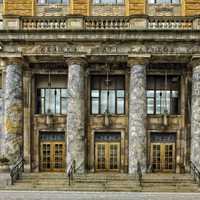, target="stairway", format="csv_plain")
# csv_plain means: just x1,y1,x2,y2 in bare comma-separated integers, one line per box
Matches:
1,172,199,192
